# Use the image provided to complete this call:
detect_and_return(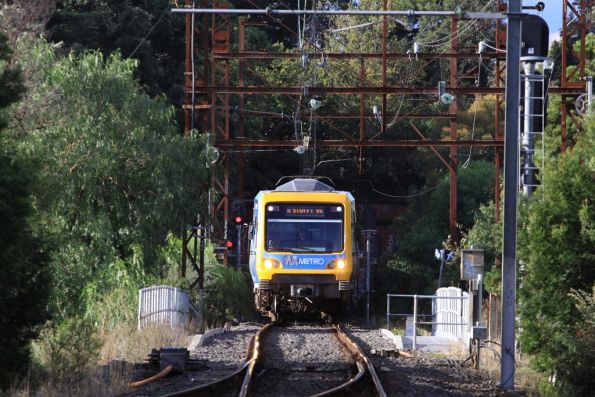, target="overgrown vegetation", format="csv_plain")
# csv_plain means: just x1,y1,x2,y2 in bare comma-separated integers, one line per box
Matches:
518,116,594,396
0,31,52,389
0,1,593,396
